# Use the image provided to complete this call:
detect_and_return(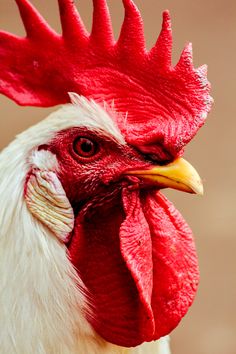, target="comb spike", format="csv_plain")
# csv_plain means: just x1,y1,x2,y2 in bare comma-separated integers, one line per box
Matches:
15,0,55,38
91,0,114,46
175,43,194,71
58,0,88,41
150,10,172,69
117,0,145,55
